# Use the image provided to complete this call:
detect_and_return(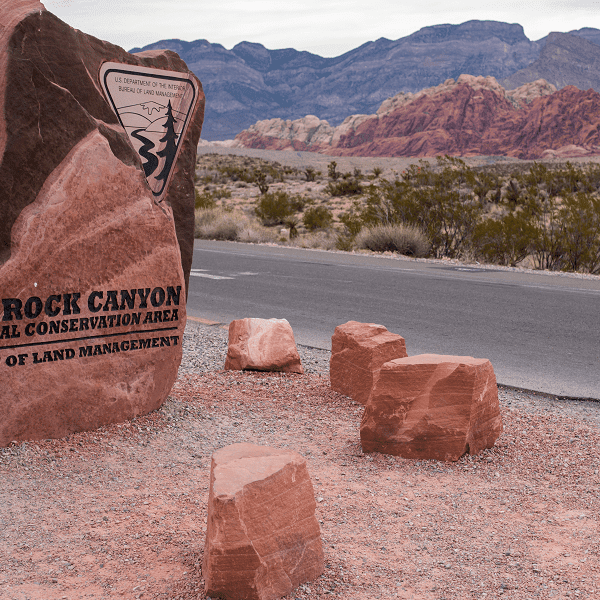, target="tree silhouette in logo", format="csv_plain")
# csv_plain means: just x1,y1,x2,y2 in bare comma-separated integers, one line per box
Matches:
155,100,179,187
